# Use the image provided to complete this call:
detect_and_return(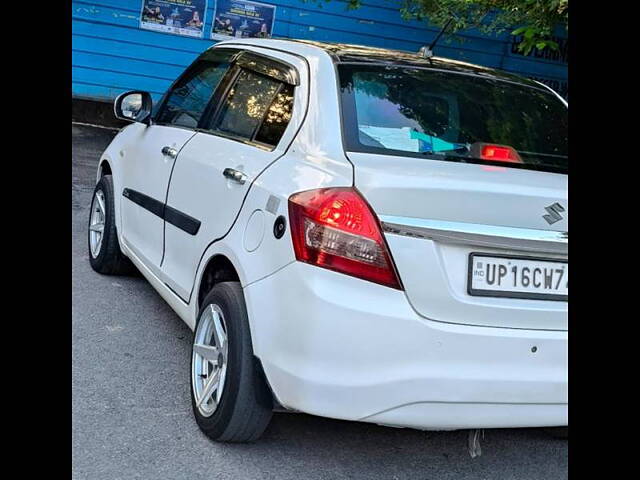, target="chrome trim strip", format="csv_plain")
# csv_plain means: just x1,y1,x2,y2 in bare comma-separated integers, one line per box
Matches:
380,216,567,255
